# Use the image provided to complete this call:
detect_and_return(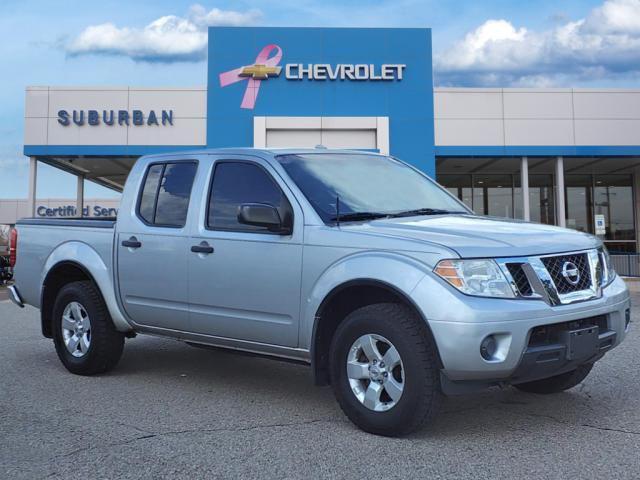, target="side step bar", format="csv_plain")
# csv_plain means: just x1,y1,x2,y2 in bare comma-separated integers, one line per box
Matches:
8,285,24,308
